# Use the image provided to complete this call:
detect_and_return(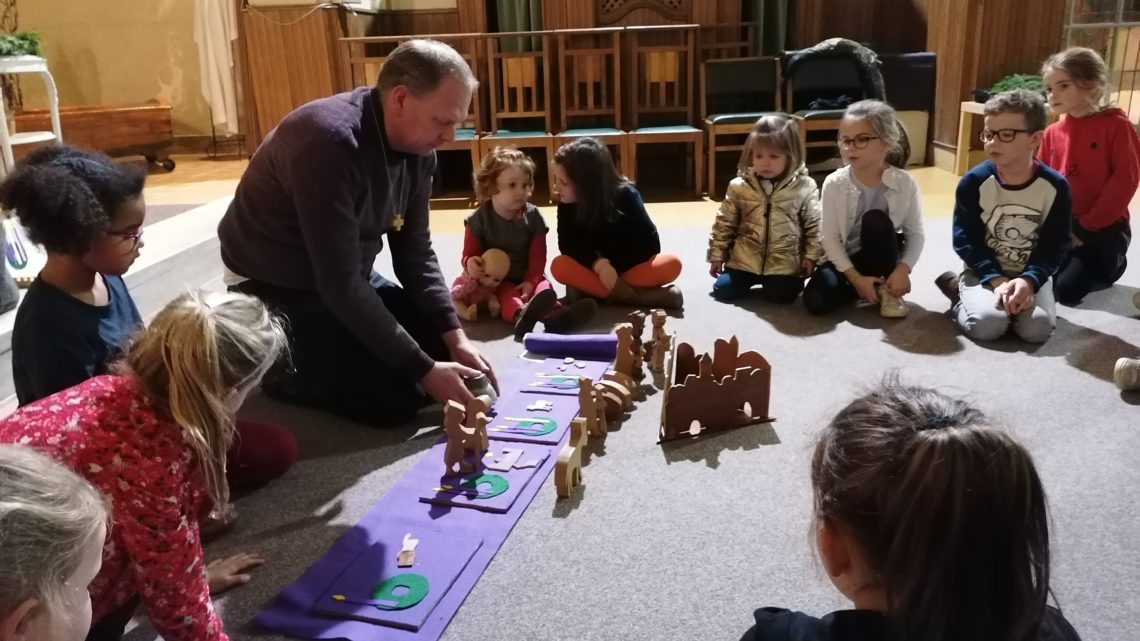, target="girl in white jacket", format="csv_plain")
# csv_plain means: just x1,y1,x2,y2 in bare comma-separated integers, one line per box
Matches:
803,100,925,317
